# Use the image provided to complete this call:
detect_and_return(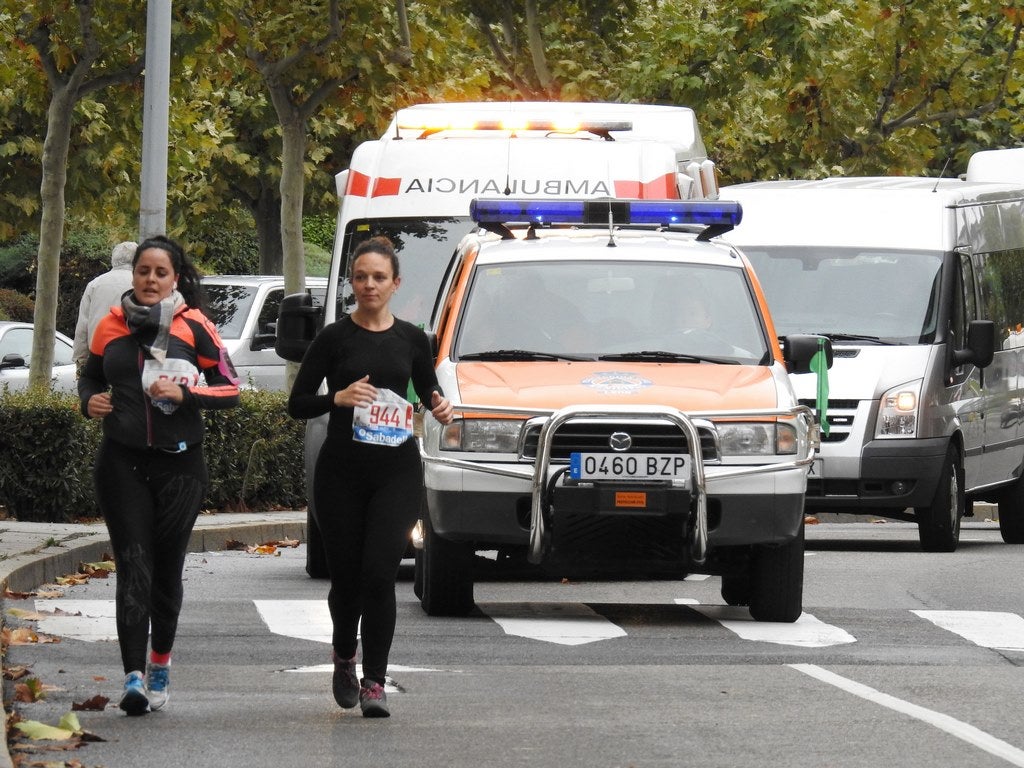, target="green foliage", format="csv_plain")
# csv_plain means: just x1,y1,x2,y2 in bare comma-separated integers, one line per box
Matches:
202,390,307,511
191,227,260,276
302,214,335,252
0,388,102,522
0,288,34,321
0,235,40,293
0,388,307,522
304,241,330,277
